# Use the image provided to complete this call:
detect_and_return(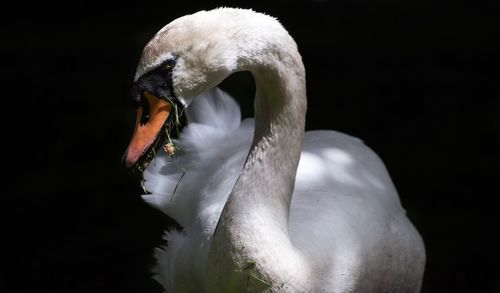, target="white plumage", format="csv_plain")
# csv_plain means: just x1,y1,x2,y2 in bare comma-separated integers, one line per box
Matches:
143,88,254,290
127,7,425,293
